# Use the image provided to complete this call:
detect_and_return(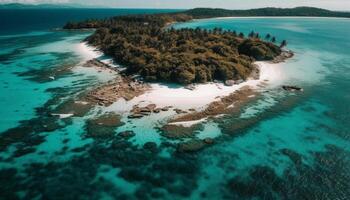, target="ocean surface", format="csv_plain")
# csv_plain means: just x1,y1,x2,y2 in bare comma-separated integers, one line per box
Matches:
0,9,350,200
